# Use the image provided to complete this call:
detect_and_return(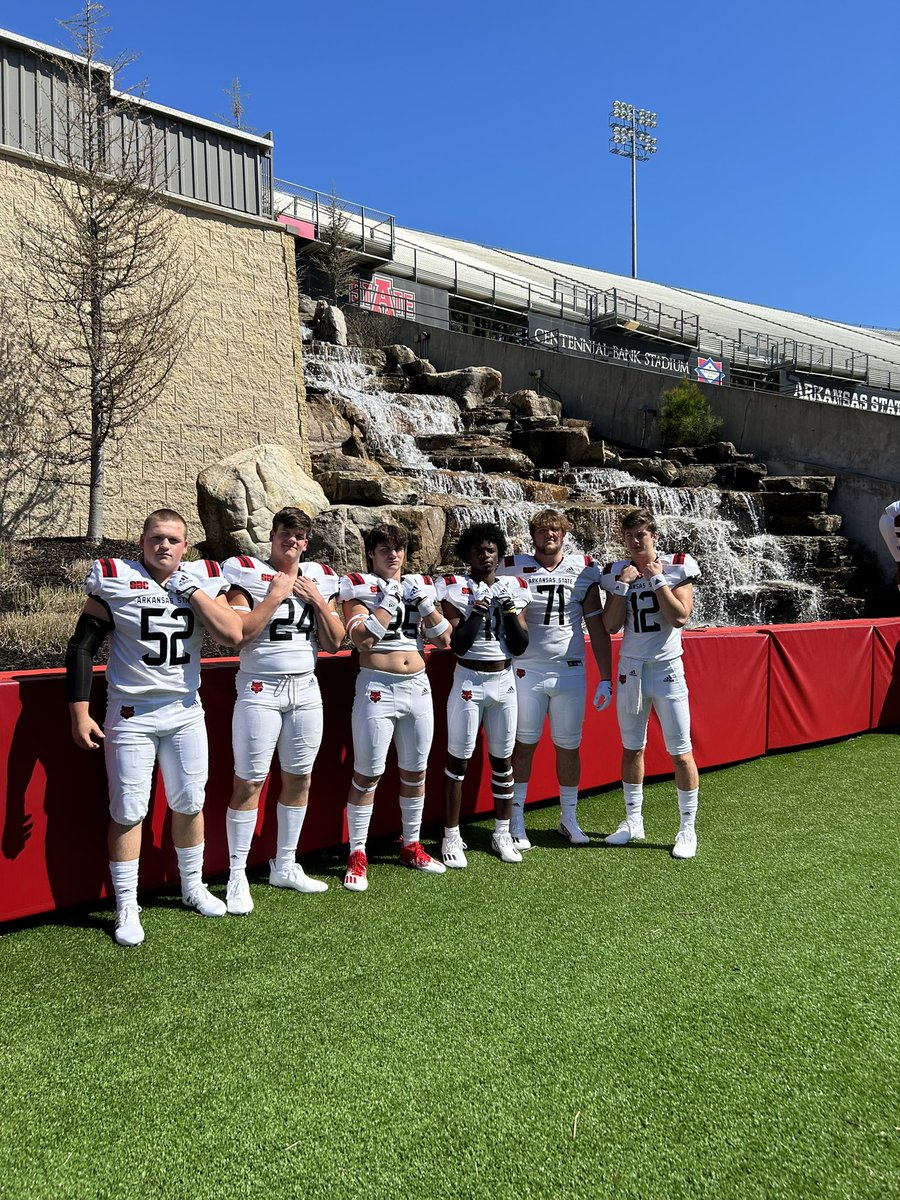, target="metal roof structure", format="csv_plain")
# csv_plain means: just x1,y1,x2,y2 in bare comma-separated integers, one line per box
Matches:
275,179,900,395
